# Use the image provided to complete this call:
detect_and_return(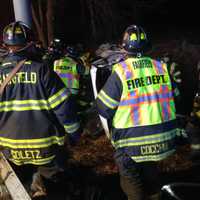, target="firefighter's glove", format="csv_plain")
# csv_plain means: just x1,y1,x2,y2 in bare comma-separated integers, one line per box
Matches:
169,62,182,84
